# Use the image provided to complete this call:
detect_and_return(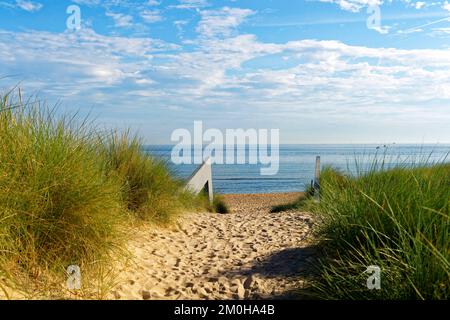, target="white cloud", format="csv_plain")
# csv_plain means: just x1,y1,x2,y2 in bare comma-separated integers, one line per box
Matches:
171,0,209,9
196,7,255,38
15,0,42,12
71,0,164,28
71,0,101,6
147,0,160,5
1,4,450,141
106,12,134,28
2,25,450,119
135,78,155,85
415,1,426,9
431,26,450,35
0,28,178,95
319,0,383,12
443,1,450,11
174,20,189,36
318,0,447,12
140,9,163,23
371,25,391,34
